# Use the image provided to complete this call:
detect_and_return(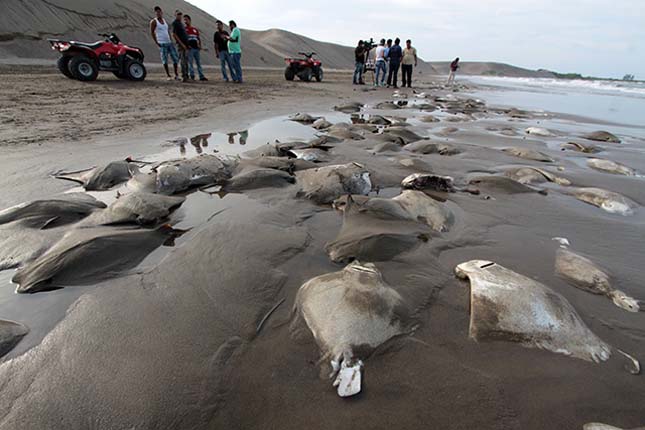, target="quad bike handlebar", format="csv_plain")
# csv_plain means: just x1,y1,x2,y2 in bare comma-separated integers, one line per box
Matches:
298,52,316,58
